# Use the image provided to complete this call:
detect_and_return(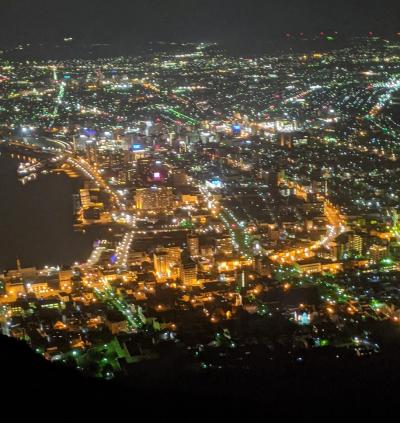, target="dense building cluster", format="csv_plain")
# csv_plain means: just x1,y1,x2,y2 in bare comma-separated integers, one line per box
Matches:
1,37,400,377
